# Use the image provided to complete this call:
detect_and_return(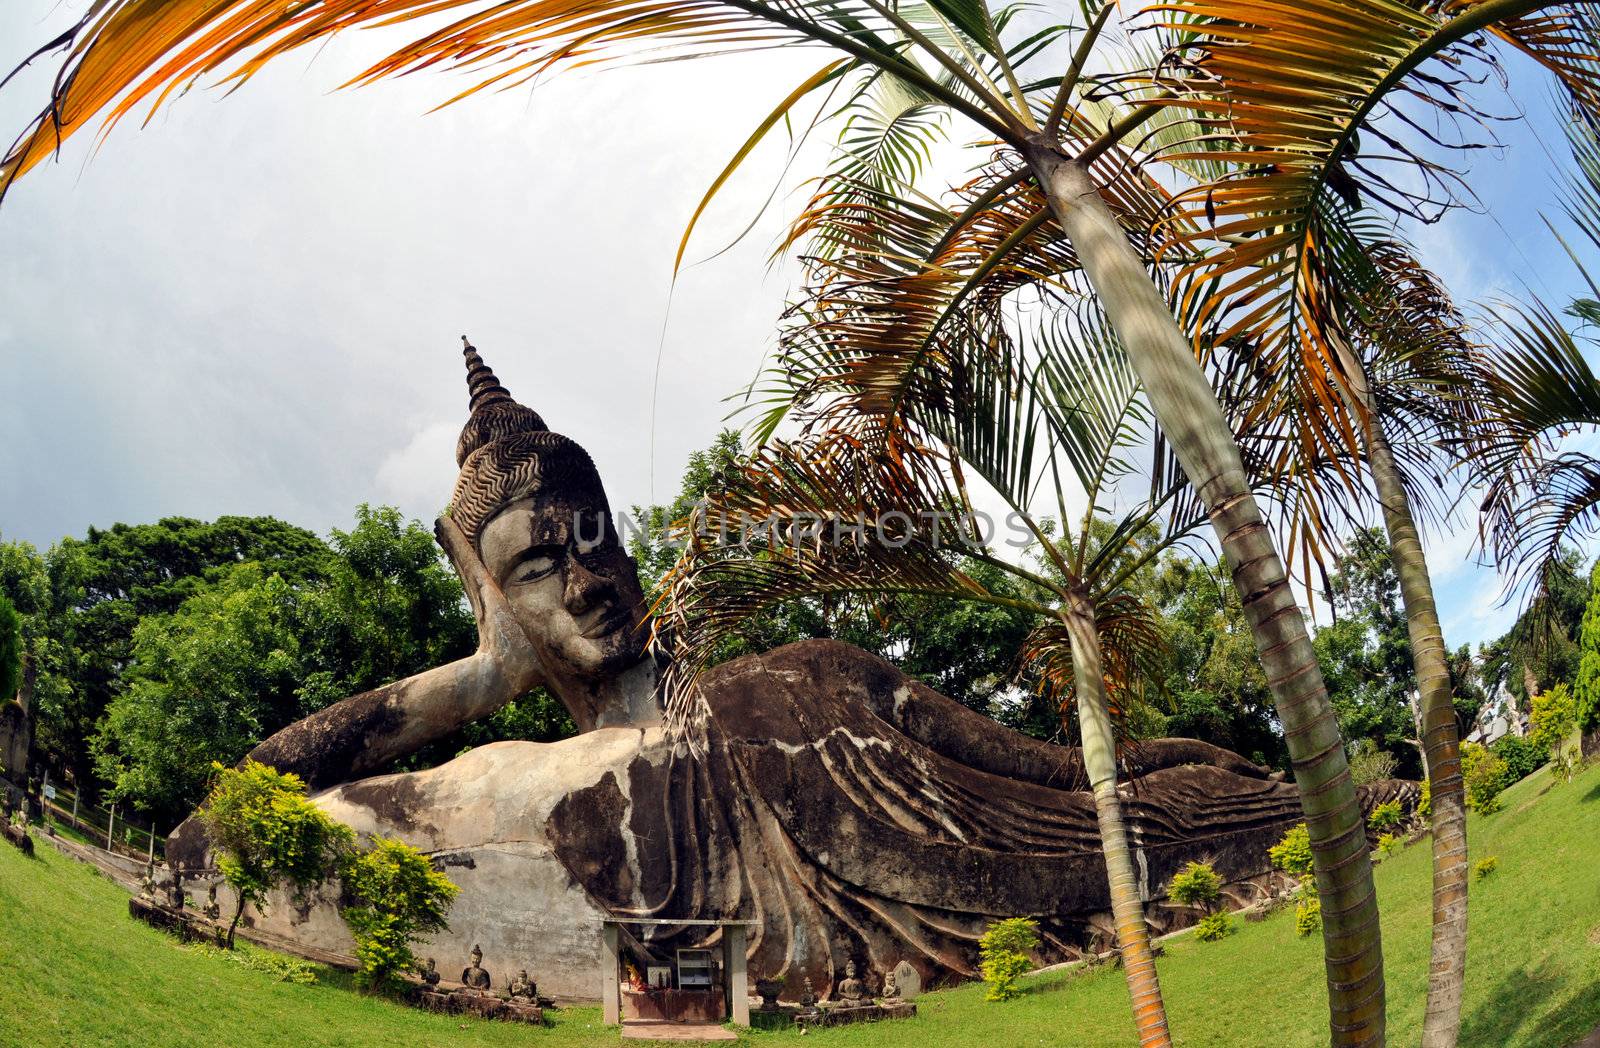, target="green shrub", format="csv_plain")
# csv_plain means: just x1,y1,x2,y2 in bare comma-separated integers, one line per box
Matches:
1376,833,1402,859
1193,912,1236,942
340,836,459,991
1474,856,1499,881
197,761,355,947
192,942,318,984
1417,779,1431,822
1491,734,1549,783
1531,686,1580,782
1367,800,1404,833
1294,883,1321,939
1461,742,1509,814
1168,861,1223,912
979,918,1039,1002
1268,824,1314,878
